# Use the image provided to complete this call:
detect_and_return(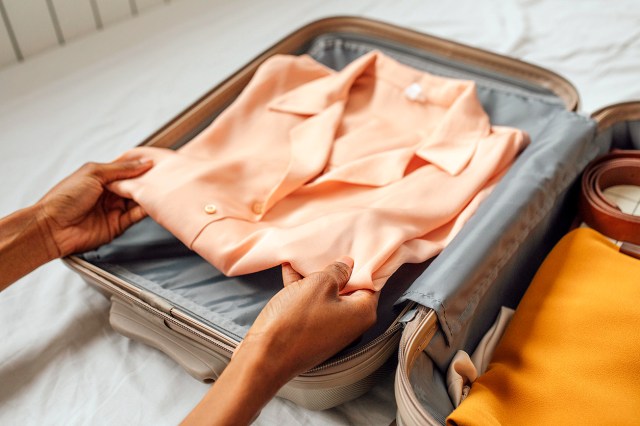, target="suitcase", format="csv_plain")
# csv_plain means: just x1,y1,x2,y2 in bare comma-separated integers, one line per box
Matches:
63,16,609,413
395,100,640,425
